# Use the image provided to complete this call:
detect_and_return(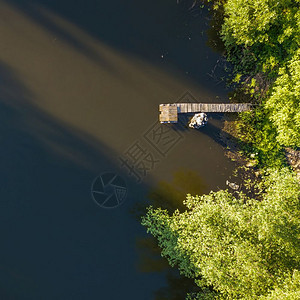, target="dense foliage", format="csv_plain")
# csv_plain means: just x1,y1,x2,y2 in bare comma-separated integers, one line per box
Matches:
142,169,300,299
141,1,300,298
221,0,300,75
265,49,300,147
221,0,300,151
235,106,285,168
